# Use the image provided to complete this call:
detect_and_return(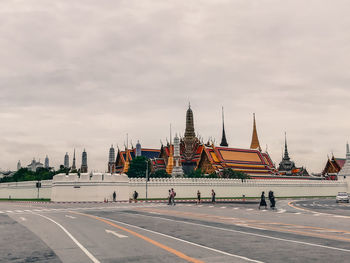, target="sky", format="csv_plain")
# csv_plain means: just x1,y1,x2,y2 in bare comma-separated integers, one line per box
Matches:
1,0,350,173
